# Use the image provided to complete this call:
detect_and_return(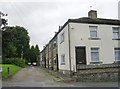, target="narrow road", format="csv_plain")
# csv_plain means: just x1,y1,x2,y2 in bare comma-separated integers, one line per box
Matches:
2,66,72,87
2,66,119,87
